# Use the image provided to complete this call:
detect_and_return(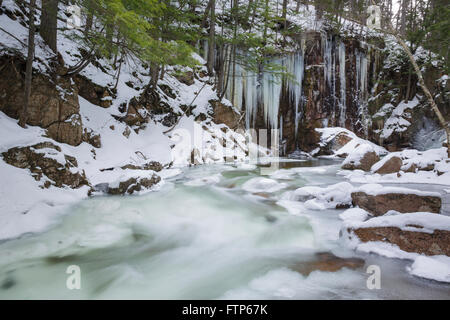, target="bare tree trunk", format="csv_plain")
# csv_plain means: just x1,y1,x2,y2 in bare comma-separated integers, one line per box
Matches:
394,33,450,156
207,0,215,75
19,0,36,128
40,0,58,53
150,63,160,91
201,0,213,29
282,0,288,26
